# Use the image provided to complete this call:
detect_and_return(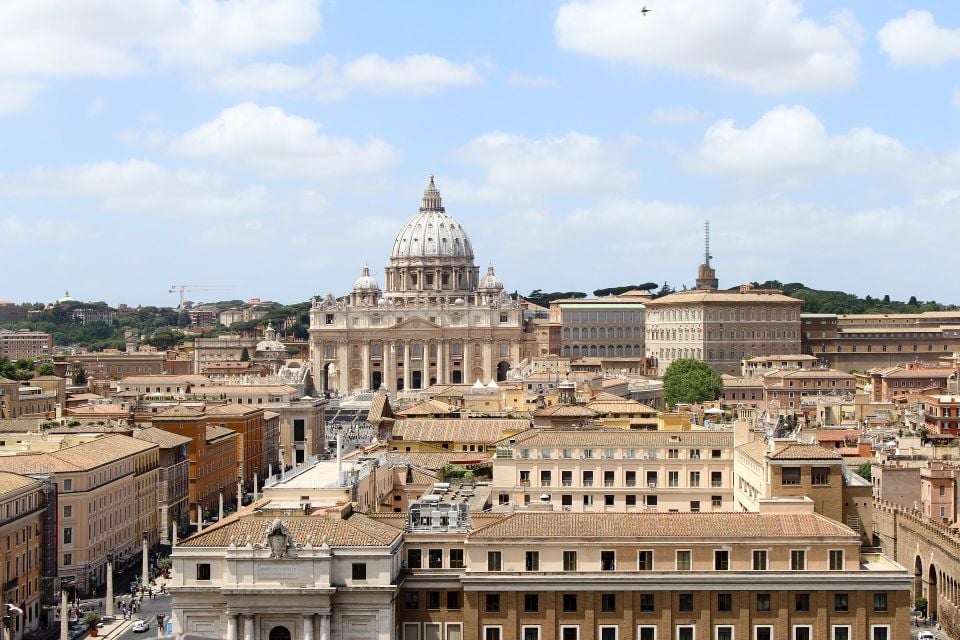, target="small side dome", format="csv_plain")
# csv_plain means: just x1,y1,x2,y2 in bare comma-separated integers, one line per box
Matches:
352,265,381,292
478,265,503,291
